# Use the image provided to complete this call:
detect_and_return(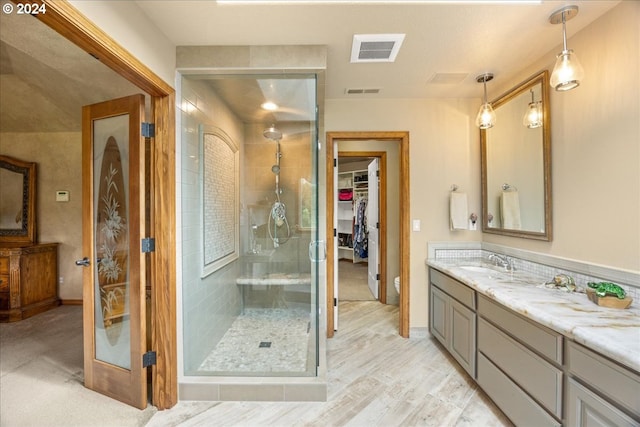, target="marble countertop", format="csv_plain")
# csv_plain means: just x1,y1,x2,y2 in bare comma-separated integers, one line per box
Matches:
426,258,640,374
